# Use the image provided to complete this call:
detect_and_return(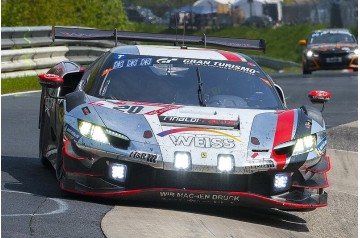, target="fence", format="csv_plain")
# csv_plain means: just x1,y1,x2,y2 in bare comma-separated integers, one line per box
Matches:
1,26,300,79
